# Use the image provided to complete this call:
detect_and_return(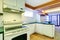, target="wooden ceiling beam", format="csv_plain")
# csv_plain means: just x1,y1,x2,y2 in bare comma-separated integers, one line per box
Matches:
25,3,35,10
35,1,59,9
42,2,60,10
25,0,60,10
